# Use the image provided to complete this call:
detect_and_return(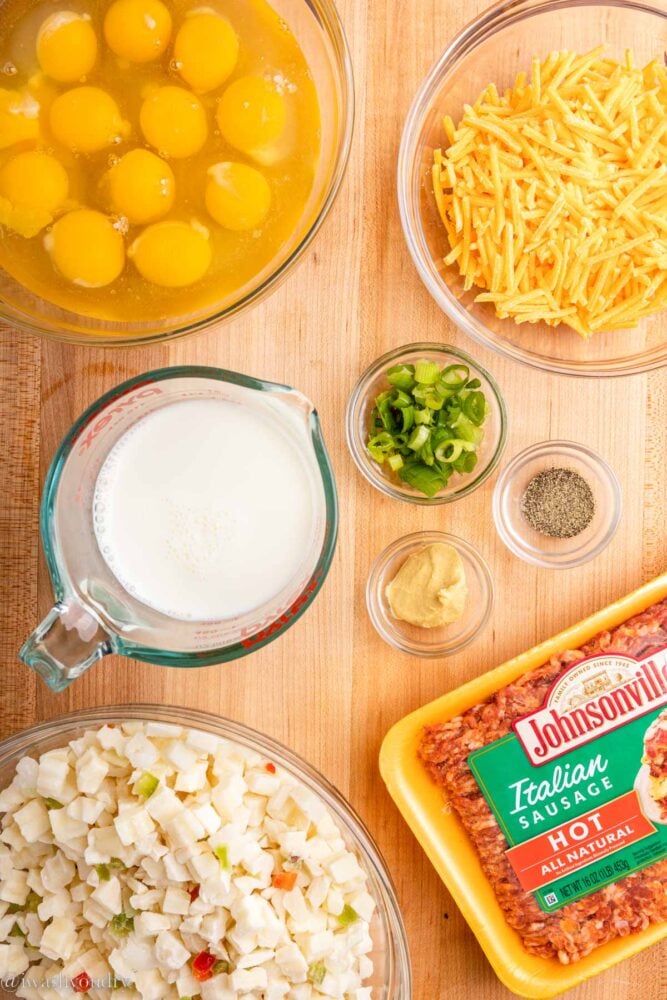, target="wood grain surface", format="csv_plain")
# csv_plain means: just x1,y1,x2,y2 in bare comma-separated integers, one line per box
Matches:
1,0,667,997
